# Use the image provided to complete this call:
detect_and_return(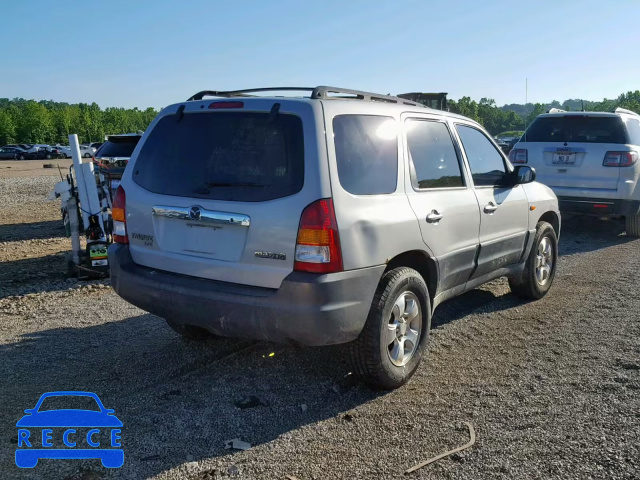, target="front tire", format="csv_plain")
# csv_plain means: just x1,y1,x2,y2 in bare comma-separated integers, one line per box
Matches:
165,319,216,341
349,267,431,390
625,214,640,237
18,154,25,160
83,153,91,158
509,221,558,299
